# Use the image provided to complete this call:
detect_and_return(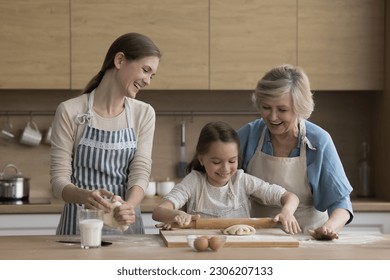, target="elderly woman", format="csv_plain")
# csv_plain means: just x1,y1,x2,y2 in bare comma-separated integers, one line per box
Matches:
238,64,353,240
